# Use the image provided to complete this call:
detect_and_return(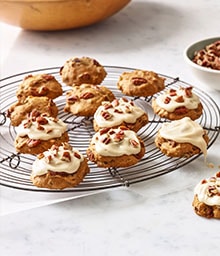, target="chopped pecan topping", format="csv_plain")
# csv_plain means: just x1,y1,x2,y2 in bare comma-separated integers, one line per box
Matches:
132,77,147,86
67,95,79,103
112,99,119,107
37,124,44,131
130,139,139,147
23,121,32,129
101,110,112,120
114,109,123,114
80,92,94,99
216,172,220,178
164,96,171,104
113,131,124,142
61,151,71,162
201,179,207,184
175,95,184,103
104,103,113,110
45,154,53,164
101,136,111,144
74,152,81,159
36,116,48,125
27,139,41,148
169,89,177,96
99,127,111,135
185,86,193,97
